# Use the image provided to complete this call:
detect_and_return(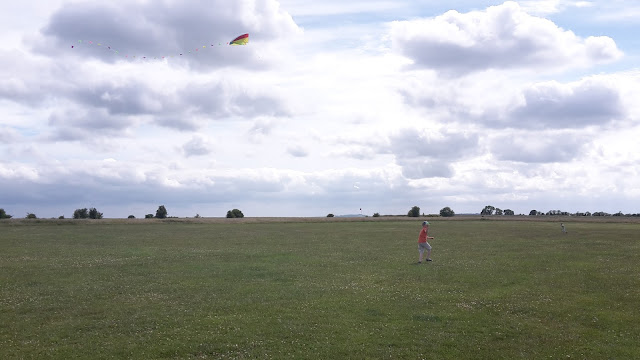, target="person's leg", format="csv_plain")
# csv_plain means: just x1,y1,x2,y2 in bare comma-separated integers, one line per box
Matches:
426,243,432,261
